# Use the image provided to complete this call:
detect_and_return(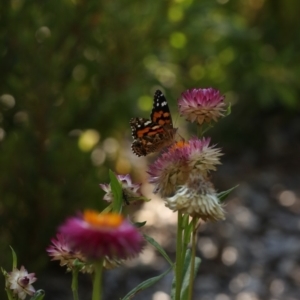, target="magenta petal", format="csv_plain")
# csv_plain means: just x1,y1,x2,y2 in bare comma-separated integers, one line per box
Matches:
59,216,144,260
